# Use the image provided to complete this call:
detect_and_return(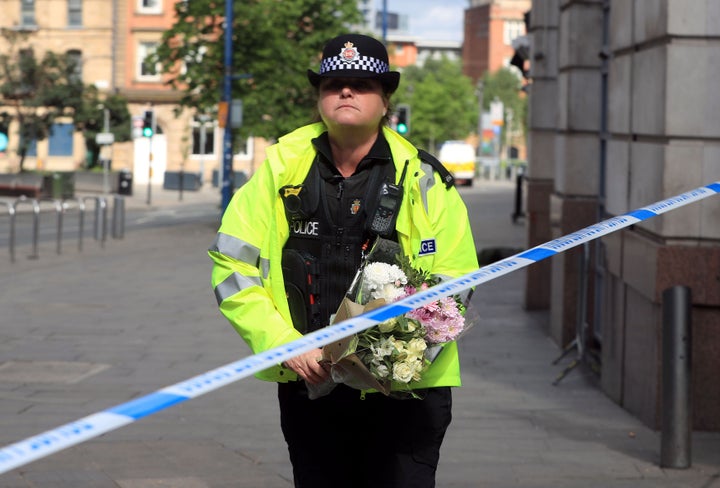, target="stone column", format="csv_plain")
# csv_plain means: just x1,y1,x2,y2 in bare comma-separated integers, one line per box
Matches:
524,0,558,312
600,0,720,430
548,0,604,346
